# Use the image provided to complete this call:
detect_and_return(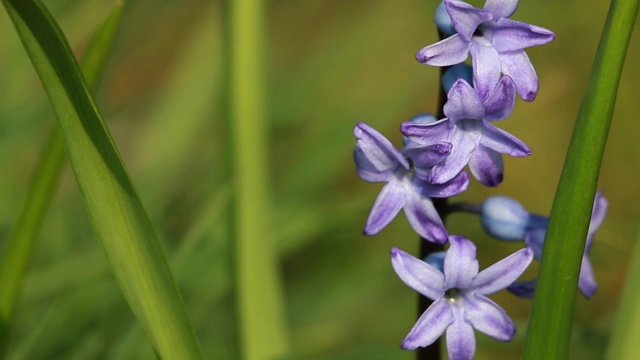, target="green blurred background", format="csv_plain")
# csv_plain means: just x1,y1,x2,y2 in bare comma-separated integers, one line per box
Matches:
0,0,638,358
